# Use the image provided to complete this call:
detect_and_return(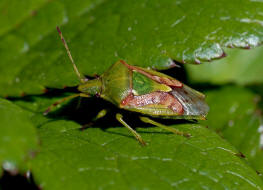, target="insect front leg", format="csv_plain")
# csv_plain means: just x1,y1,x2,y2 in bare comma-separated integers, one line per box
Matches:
44,93,90,115
116,113,146,146
140,117,191,138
